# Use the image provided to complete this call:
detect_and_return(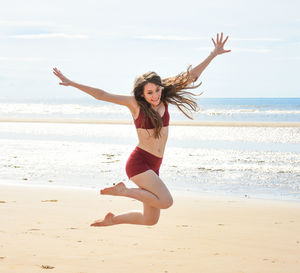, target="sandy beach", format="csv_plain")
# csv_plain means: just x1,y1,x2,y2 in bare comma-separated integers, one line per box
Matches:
1,184,300,273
